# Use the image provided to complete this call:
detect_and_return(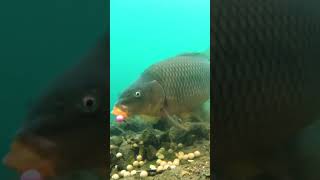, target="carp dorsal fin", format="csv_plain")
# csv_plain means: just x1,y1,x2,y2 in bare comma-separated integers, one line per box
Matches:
202,48,210,58
178,48,210,60
179,52,205,57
